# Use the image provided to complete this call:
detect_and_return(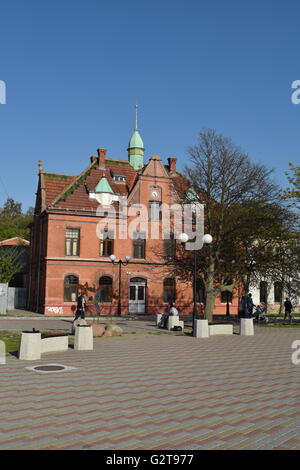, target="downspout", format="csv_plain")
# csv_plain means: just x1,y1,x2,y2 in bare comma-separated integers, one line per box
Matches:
36,161,46,313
